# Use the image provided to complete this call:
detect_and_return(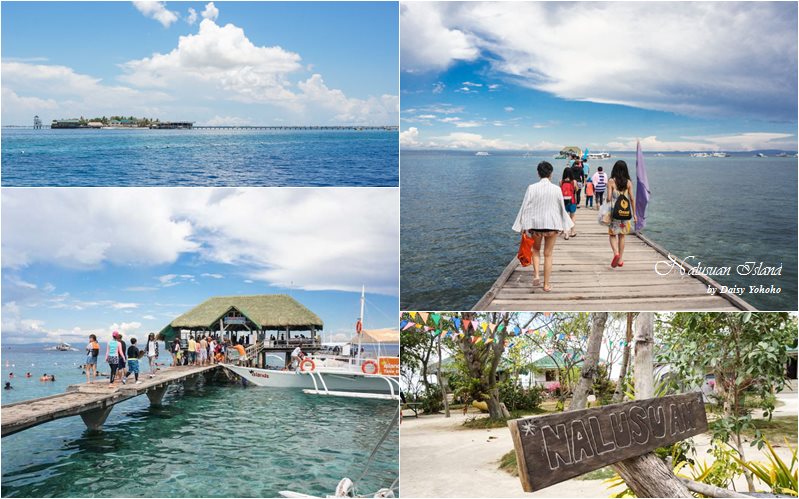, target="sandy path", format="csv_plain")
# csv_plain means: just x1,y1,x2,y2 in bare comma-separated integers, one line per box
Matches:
399,410,607,498
400,389,797,498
